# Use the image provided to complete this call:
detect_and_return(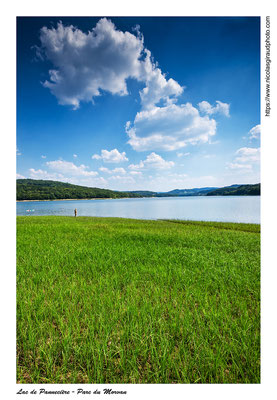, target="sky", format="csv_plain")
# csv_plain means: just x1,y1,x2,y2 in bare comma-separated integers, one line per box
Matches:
16,16,260,192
